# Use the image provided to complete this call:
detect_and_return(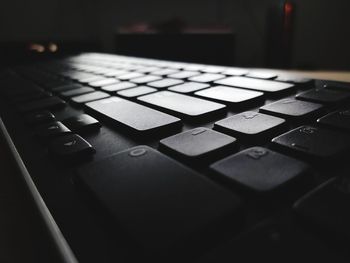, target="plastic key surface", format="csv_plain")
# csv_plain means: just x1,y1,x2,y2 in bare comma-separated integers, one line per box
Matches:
77,146,241,254
85,97,181,136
